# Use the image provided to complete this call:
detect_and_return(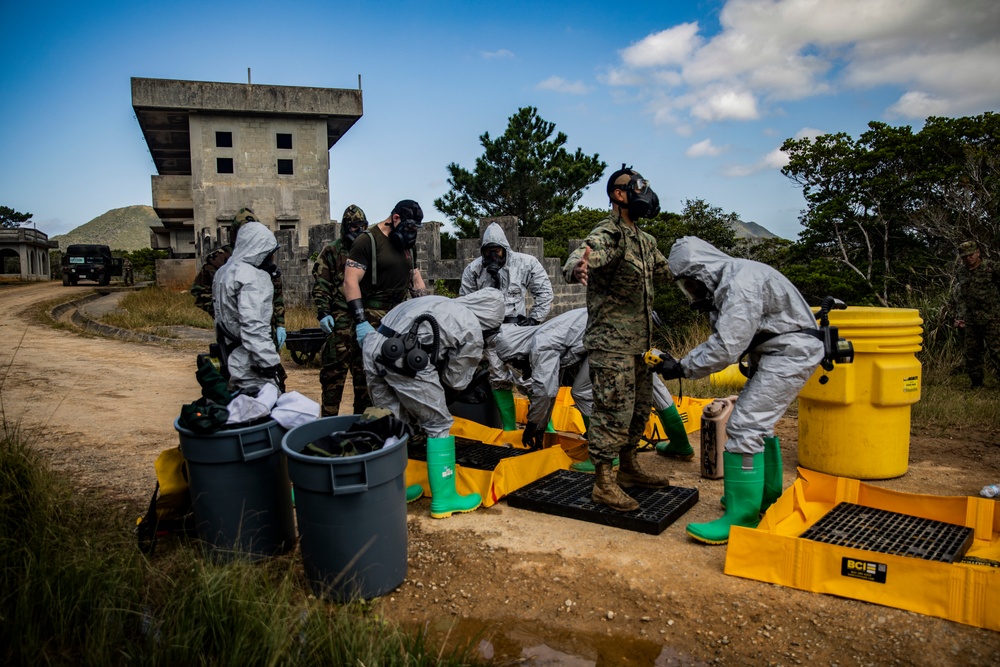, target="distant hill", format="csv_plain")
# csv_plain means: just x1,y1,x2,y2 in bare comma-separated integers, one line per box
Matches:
51,205,159,251
731,219,779,240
